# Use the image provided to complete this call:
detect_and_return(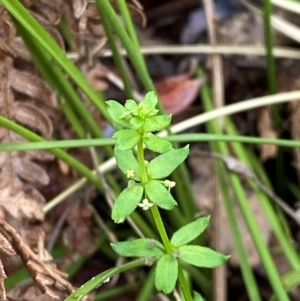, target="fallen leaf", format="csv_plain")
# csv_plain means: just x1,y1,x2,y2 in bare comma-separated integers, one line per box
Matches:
155,74,205,115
